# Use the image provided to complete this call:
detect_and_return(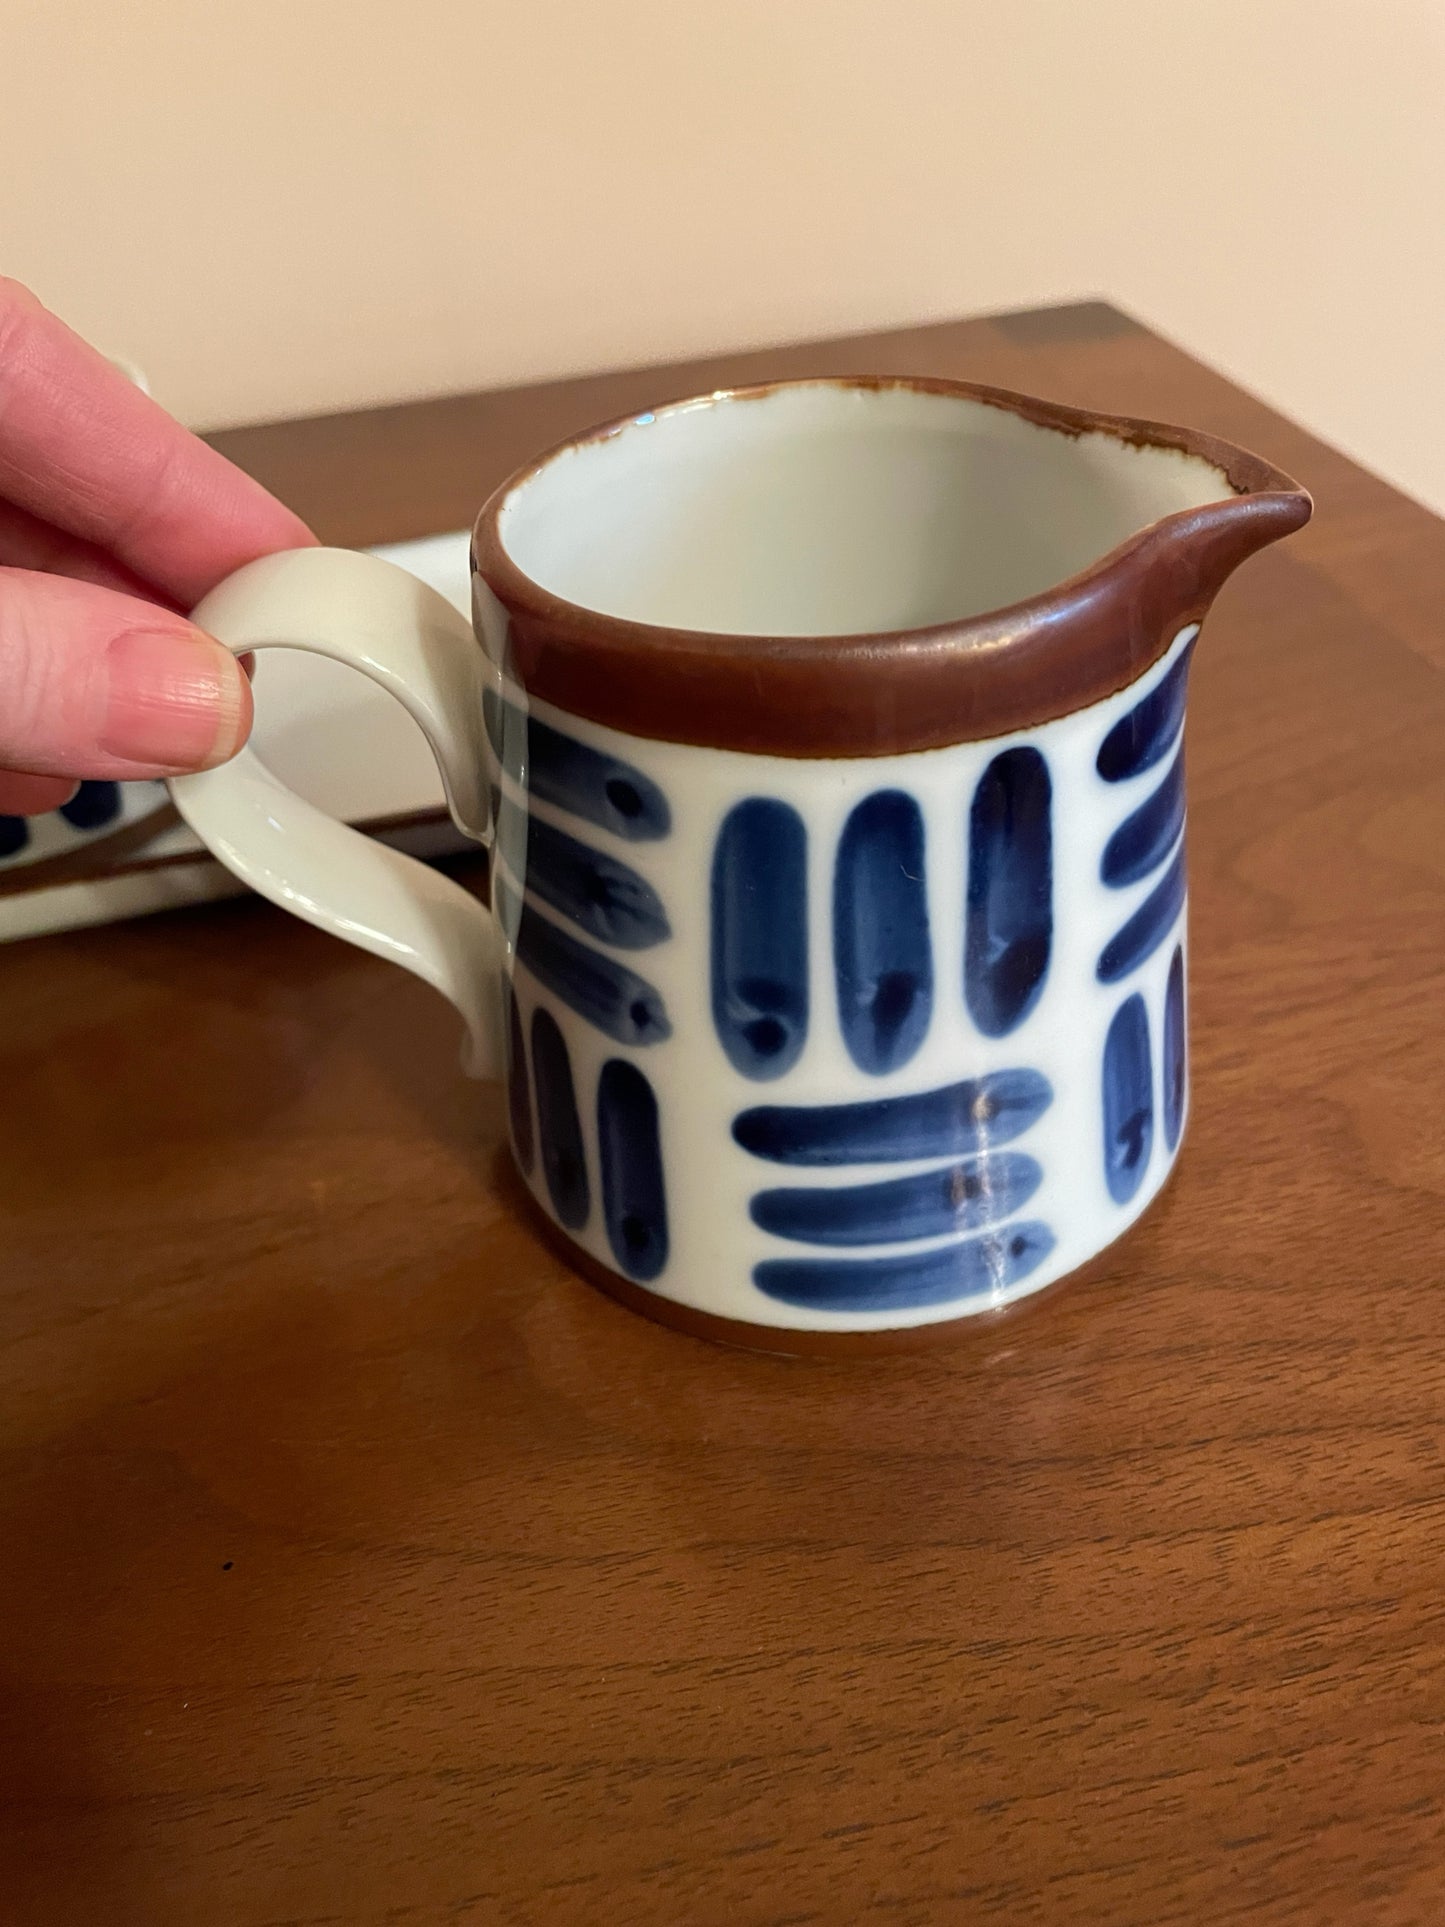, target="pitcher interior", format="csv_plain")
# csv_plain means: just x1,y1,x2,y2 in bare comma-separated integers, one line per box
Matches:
498,383,1237,637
